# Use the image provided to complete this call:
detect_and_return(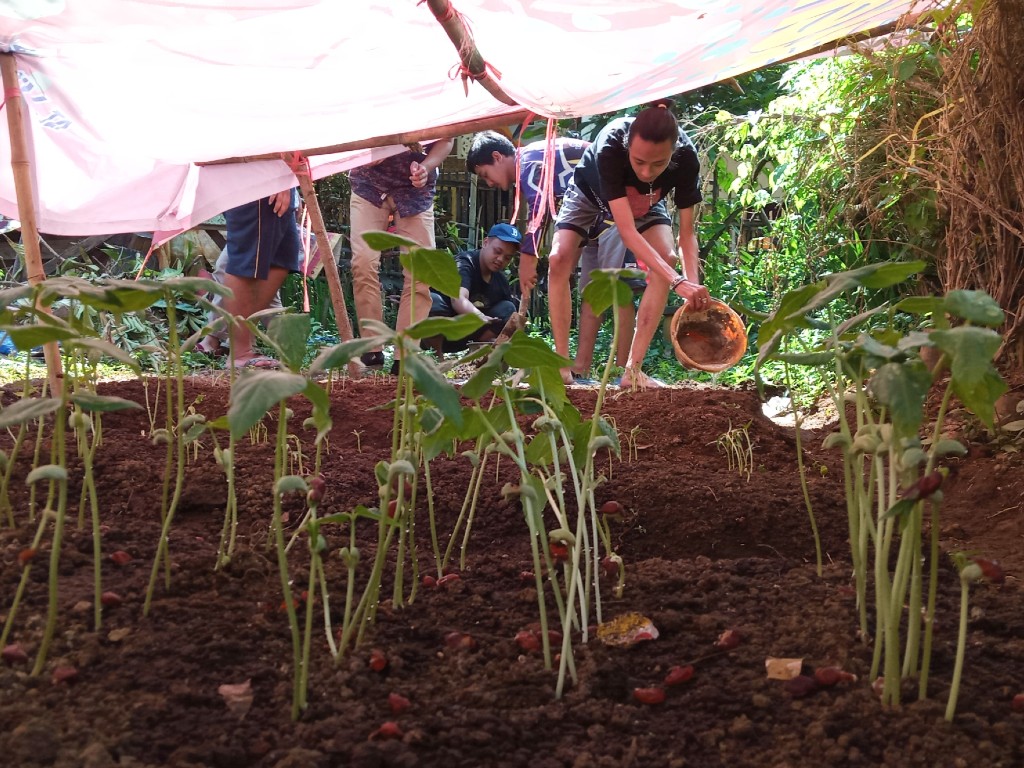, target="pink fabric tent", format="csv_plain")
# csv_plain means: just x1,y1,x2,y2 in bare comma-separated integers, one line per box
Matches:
1,0,921,237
